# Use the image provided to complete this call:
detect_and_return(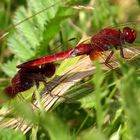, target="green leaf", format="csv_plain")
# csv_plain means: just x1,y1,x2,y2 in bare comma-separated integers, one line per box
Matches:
2,0,72,76
119,62,140,139
78,128,107,140
40,112,71,140
36,6,74,56
7,0,61,61
1,59,18,76
56,56,80,76
92,62,106,130
0,127,25,140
